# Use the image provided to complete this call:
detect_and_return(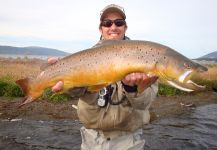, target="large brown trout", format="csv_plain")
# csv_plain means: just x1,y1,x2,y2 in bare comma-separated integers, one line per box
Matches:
16,40,208,106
